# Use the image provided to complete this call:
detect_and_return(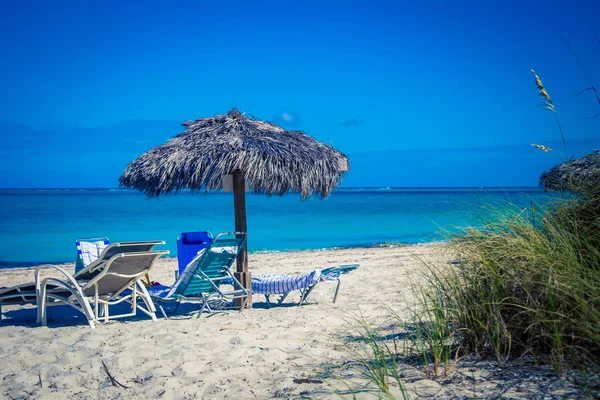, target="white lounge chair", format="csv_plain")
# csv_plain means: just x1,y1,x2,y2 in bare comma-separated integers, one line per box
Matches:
0,240,165,320
37,250,168,329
